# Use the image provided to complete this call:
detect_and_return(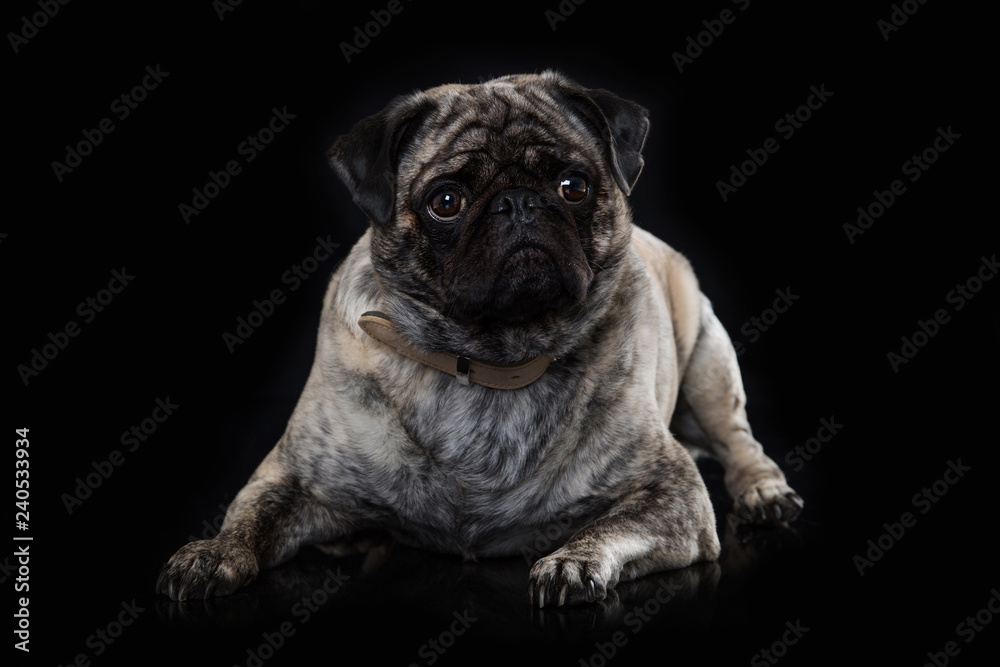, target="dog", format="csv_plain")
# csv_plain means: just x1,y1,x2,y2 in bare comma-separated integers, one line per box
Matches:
157,71,802,607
